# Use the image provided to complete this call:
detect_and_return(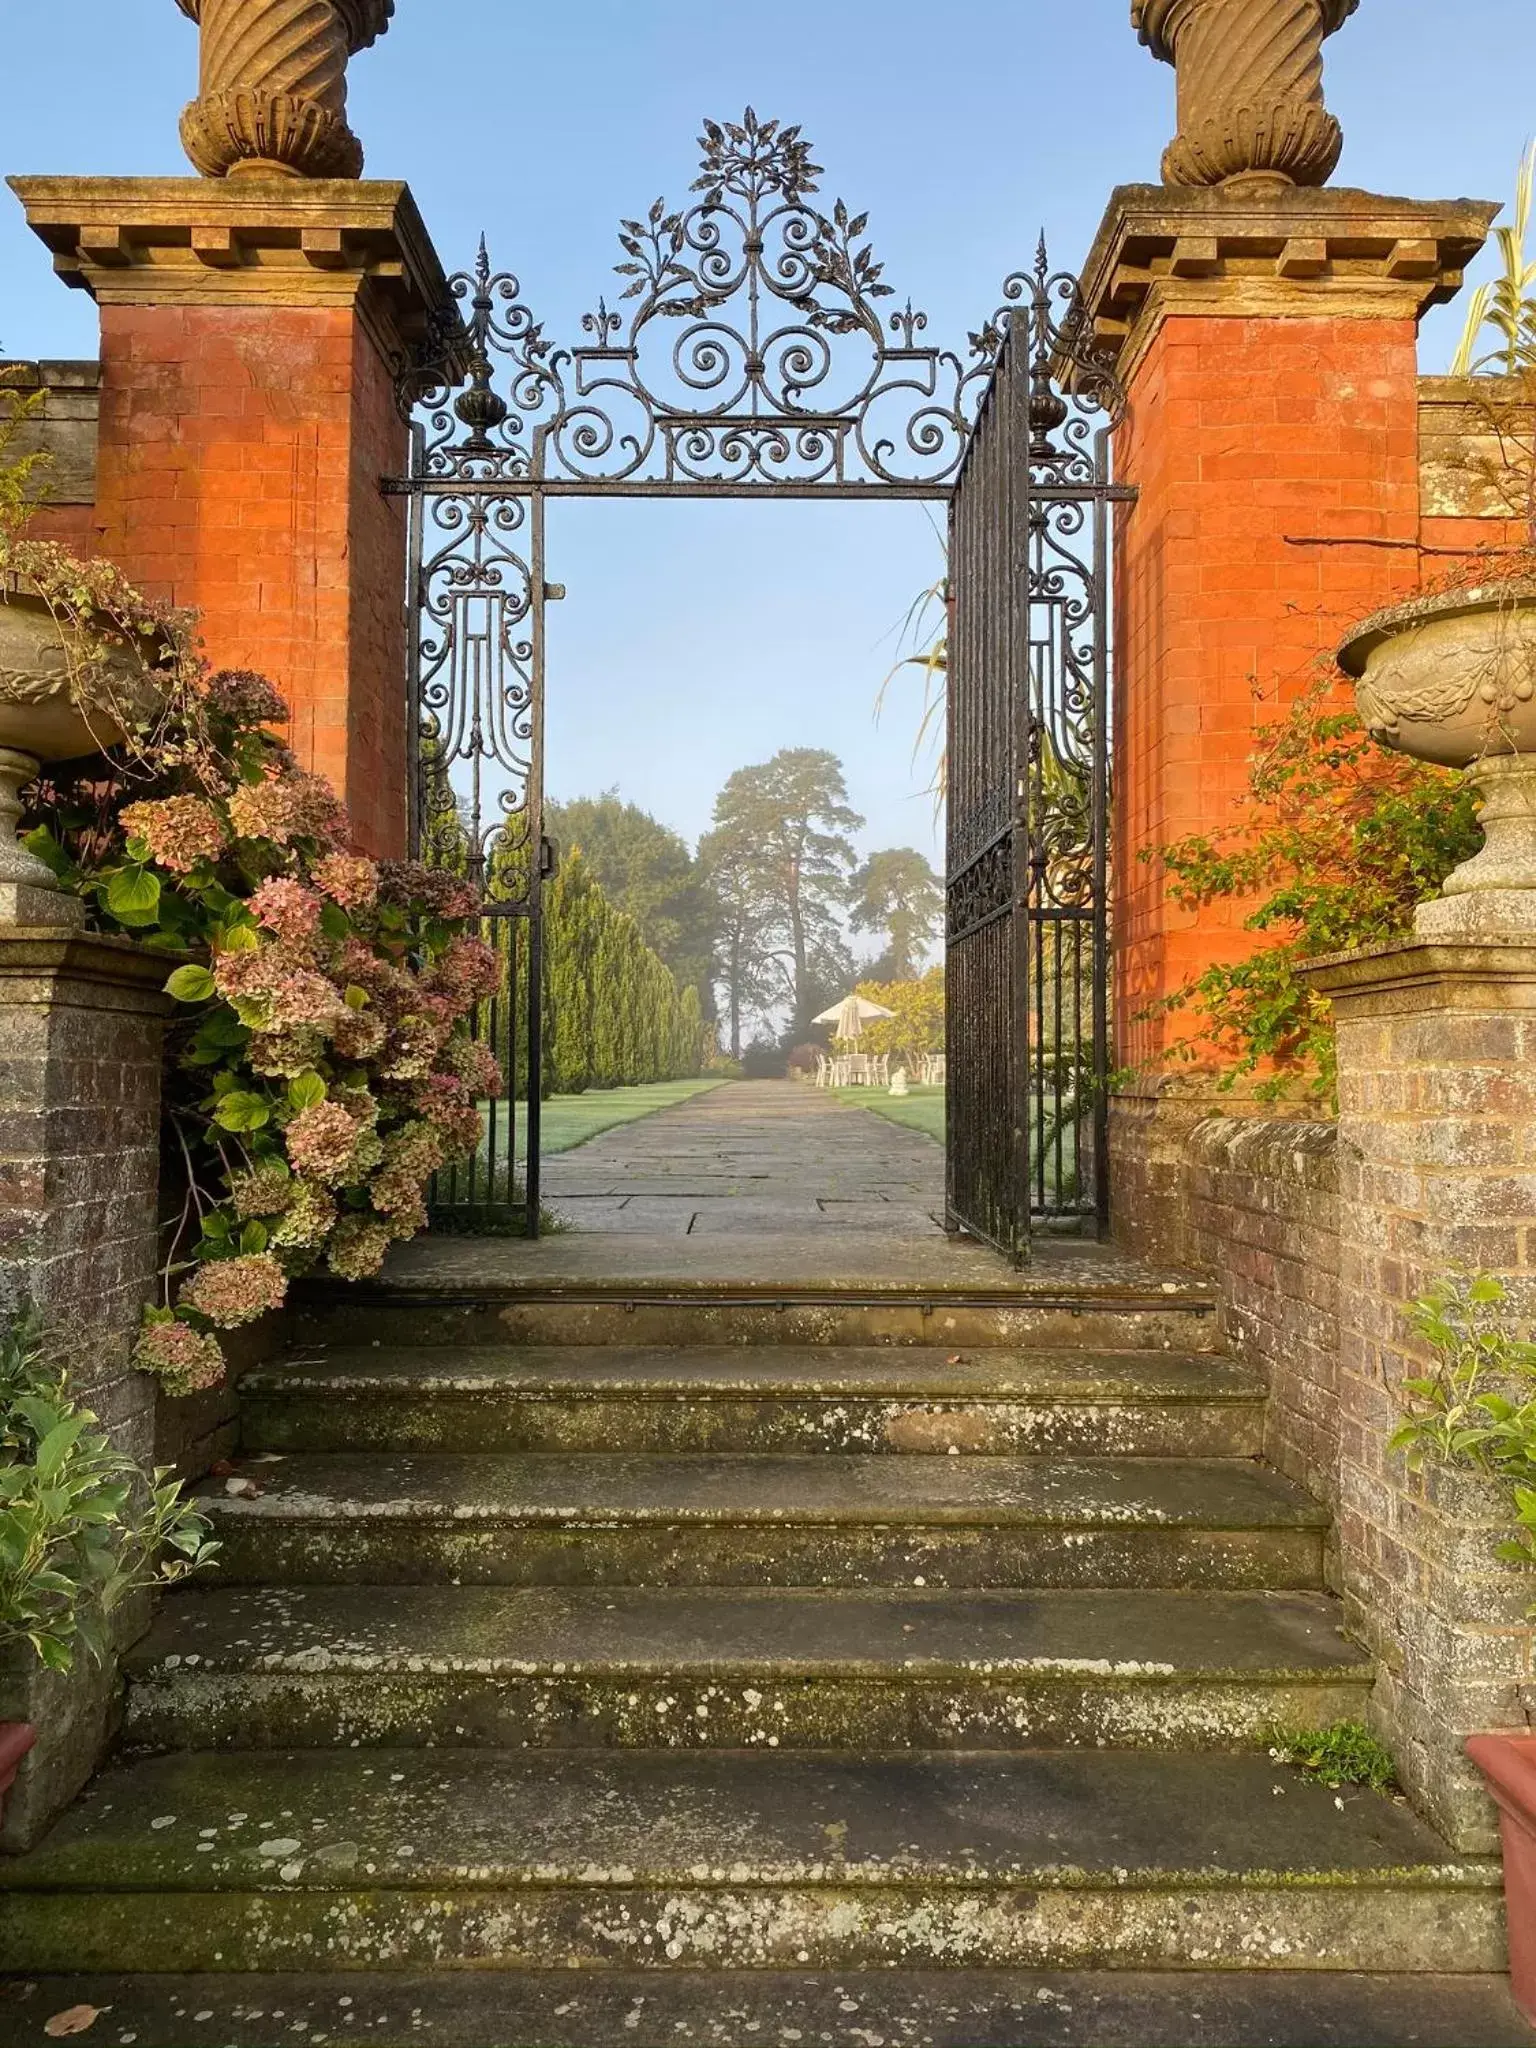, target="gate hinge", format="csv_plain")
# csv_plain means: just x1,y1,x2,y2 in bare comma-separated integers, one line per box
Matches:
543,582,567,602
539,835,558,881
